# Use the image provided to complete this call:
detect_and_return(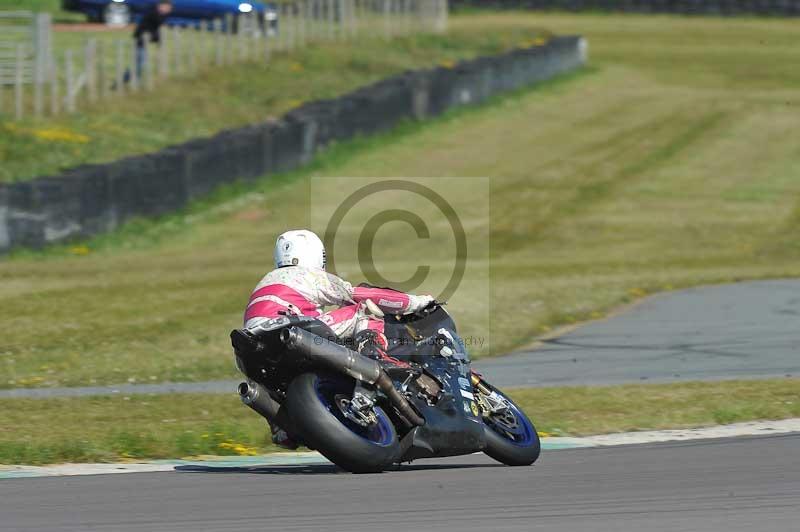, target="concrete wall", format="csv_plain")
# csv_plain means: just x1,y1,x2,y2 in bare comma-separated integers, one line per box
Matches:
0,35,586,254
